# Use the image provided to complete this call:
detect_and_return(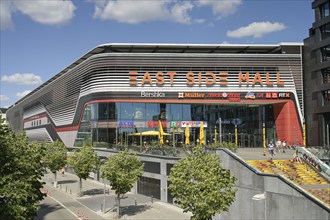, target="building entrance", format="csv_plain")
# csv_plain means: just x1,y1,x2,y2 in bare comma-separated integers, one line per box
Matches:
74,102,278,148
